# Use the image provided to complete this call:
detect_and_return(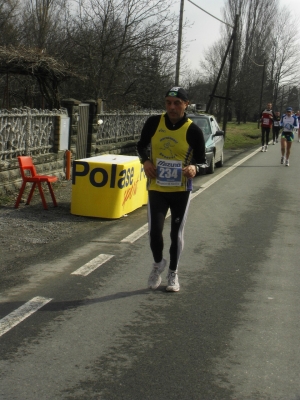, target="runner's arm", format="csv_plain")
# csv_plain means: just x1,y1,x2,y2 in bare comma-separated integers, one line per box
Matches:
136,115,160,164
186,124,207,175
